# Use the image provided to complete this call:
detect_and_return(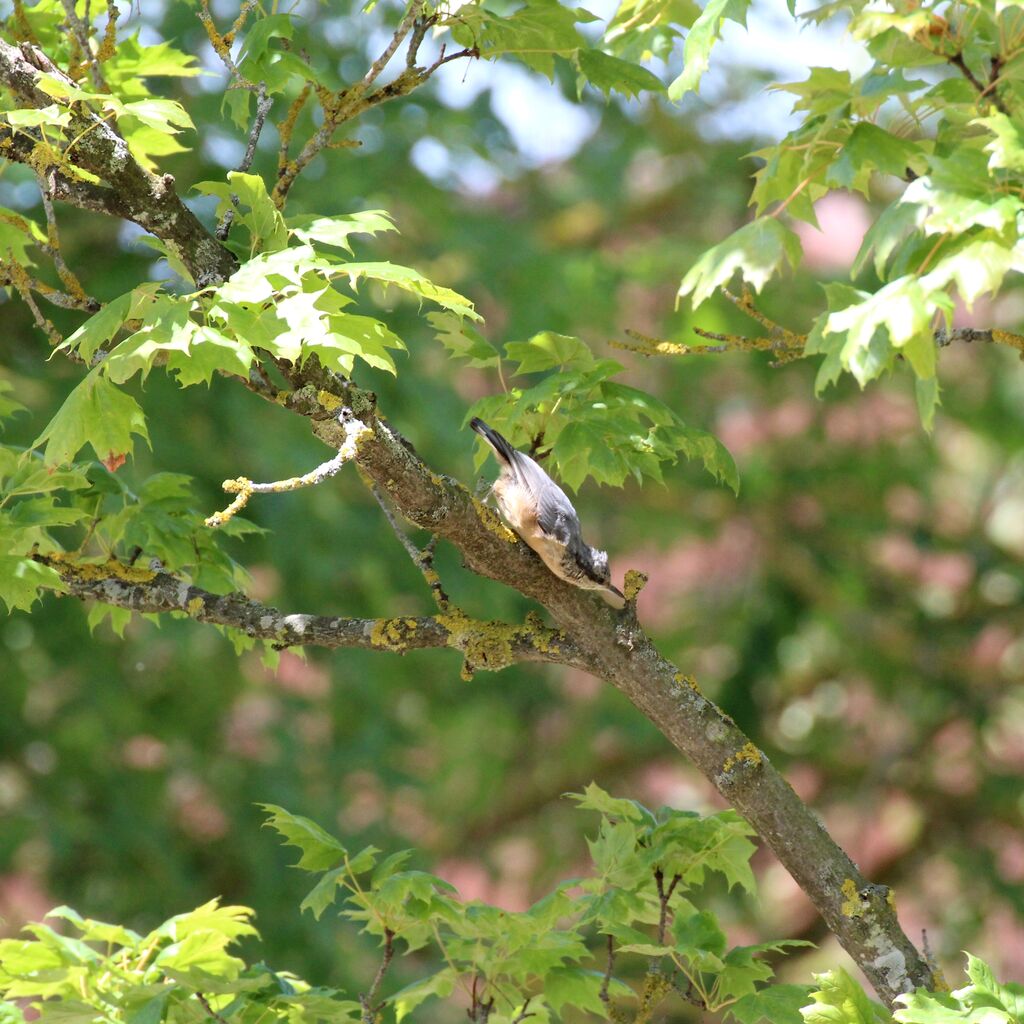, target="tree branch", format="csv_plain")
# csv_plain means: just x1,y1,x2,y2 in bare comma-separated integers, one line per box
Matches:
0,39,237,286
360,928,394,1024
618,315,1024,365
368,478,450,609
32,551,585,671
251,370,934,1006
